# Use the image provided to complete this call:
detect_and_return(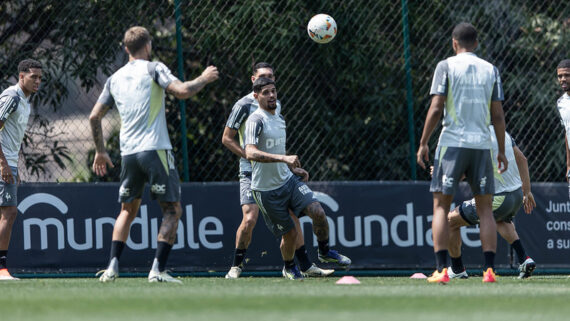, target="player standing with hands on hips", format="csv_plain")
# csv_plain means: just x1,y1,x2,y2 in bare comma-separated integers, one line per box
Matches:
90,26,218,283
417,22,508,283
